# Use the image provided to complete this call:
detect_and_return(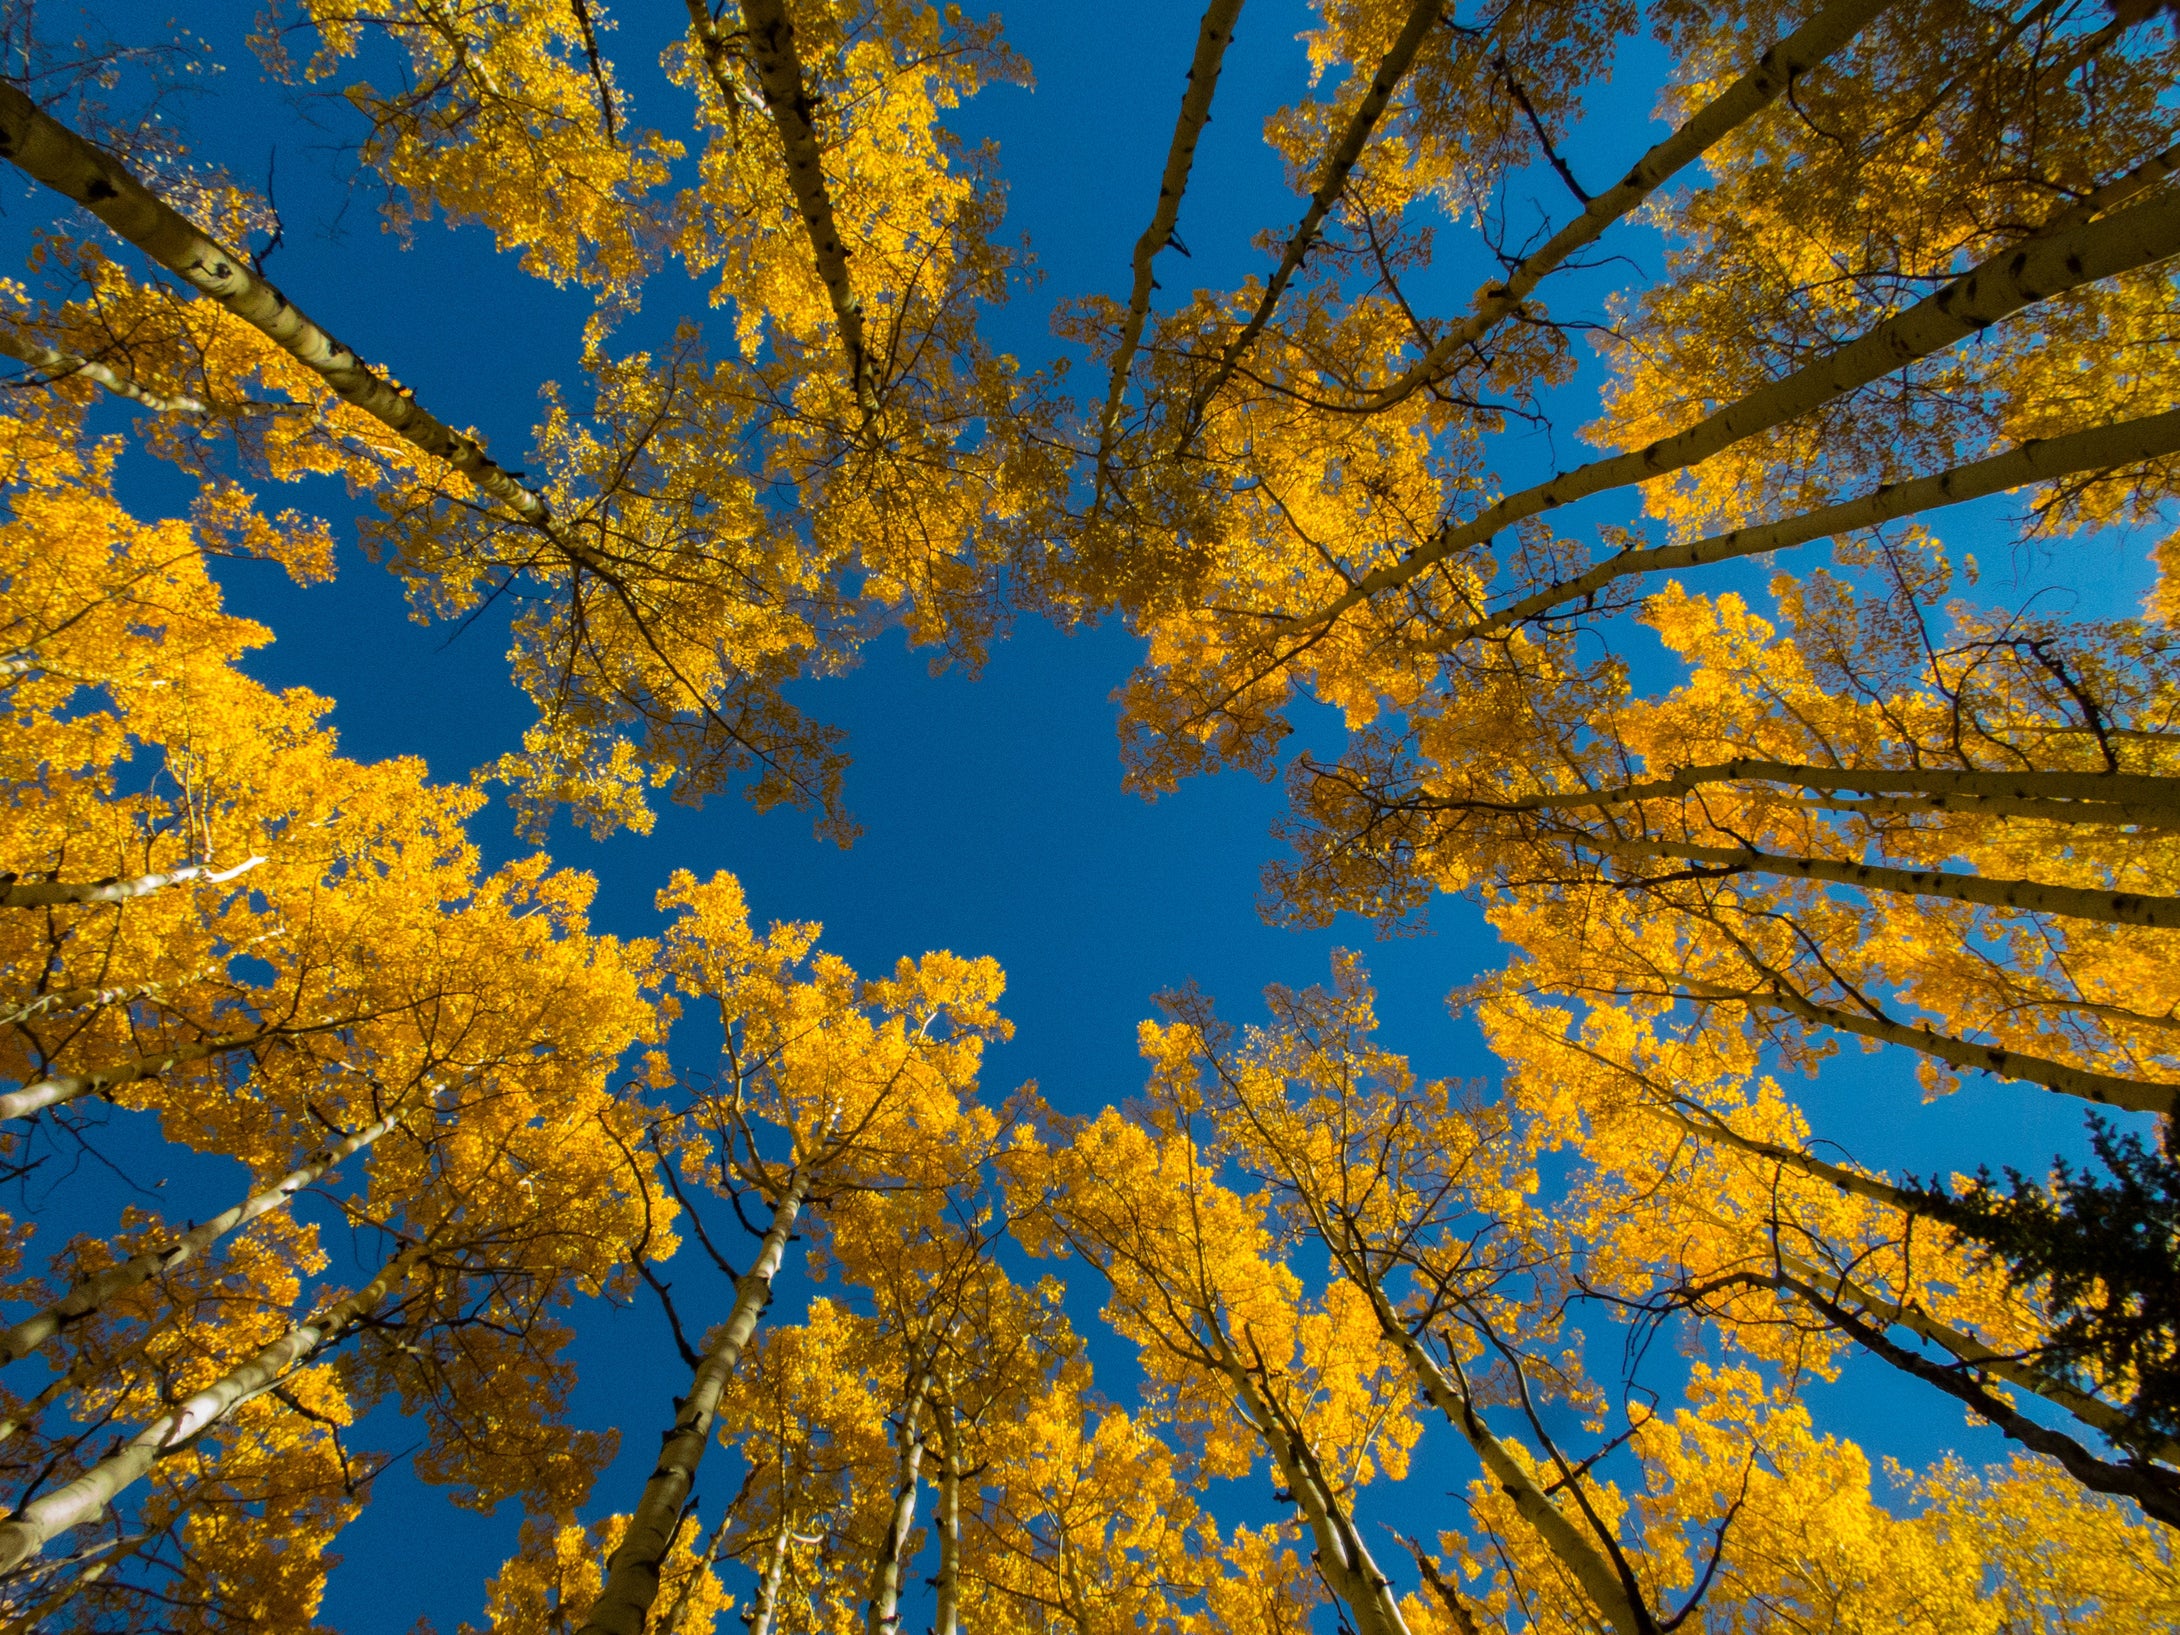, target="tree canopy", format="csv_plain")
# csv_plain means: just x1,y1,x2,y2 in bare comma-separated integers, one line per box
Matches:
0,0,2176,1630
